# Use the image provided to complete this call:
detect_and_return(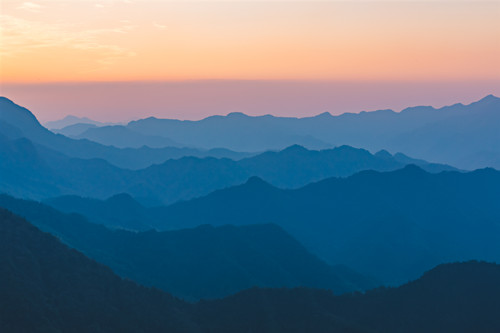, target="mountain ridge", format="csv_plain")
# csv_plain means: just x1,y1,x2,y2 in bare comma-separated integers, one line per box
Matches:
3,95,499,168
0,97,252,170
0,114,456,205
2,207,500,332
157,165,500,285
0,194,377,300
122,94,500,168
